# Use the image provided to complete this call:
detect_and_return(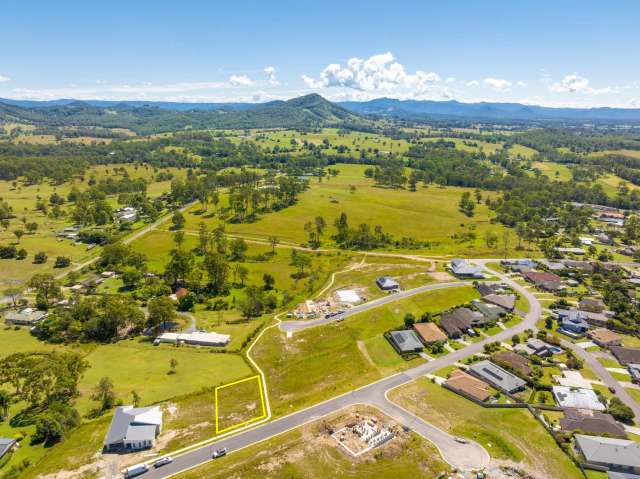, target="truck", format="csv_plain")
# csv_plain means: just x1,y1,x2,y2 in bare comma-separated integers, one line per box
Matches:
124,463,149,478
